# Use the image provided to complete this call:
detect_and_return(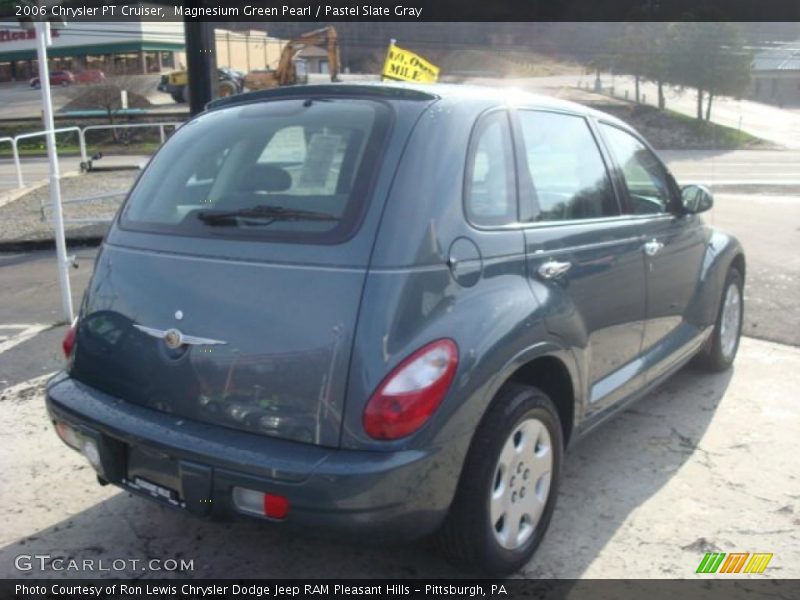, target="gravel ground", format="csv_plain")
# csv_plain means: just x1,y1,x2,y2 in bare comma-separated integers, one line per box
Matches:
0,170,137,243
